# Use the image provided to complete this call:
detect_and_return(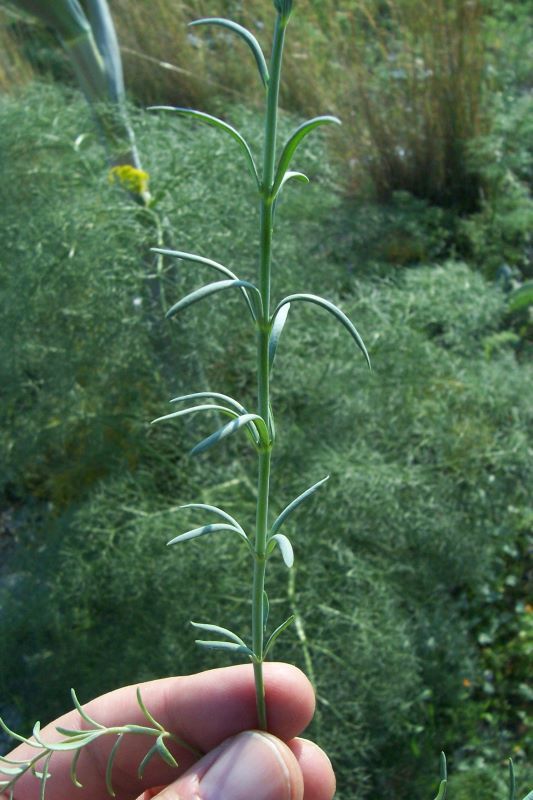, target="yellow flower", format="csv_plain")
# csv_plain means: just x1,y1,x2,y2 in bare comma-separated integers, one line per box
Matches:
109,165,149,195
462,678,472,687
